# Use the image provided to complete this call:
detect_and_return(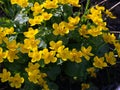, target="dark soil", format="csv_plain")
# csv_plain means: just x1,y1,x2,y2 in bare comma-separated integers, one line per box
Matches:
0,0,120,90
